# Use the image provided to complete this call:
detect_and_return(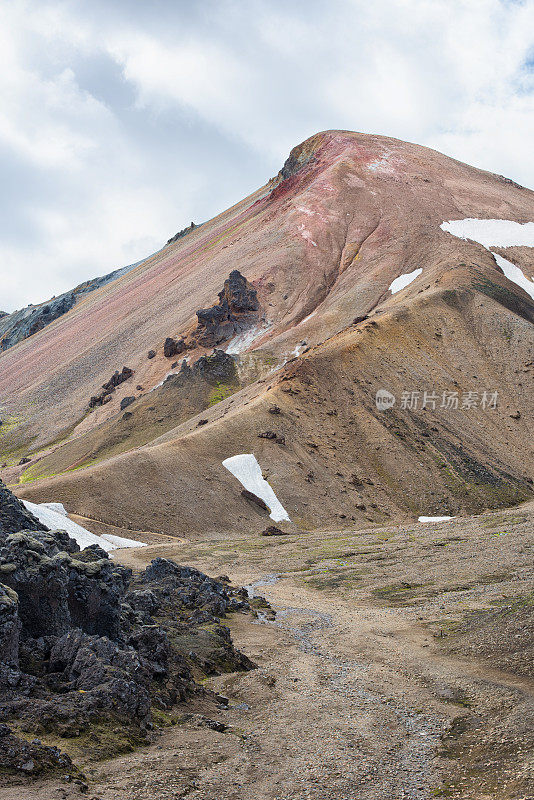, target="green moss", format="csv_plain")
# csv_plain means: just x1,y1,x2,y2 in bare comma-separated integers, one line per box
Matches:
151,708,174,727
7,715,146,765
372,581,436,606
430,785,456,797
19,456,101,485
18,464,57,484
477,571,510,585
208,381,236,407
